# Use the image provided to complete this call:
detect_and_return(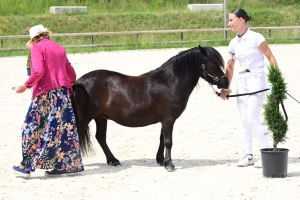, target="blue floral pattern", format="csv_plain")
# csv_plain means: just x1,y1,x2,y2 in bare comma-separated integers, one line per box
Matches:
19,87,84,173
